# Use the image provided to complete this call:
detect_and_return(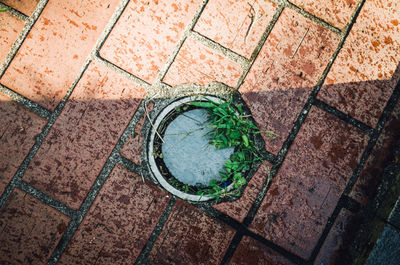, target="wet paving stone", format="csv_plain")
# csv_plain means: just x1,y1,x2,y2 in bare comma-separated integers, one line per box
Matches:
58,164,170,265
214,161,272,223
100,0,203,84
230,236,295,265
250,106,368,259
314,209,359,265
0,92,46,195
0,189,70,264
194,0,277,58
239,8,340,154
22,62,145,209
289,0,358,29
0,0,120,110
318,0,400,127
0,11,24,64
350,98,400,205
162,37,243,87
148,199,236,265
